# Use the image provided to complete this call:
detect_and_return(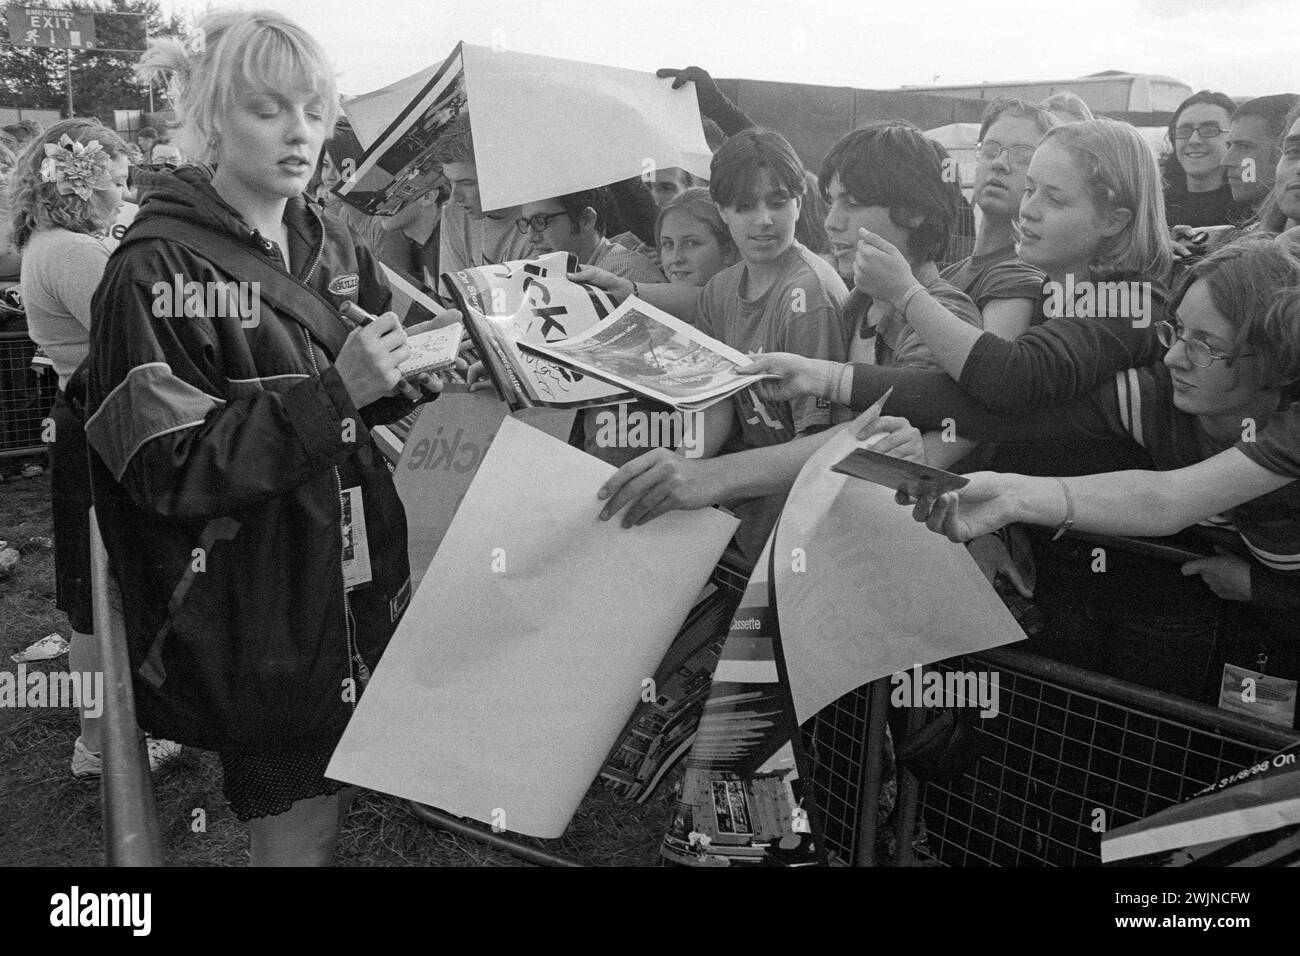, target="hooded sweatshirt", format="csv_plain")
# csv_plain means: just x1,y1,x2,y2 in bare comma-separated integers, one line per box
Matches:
83,166,428,752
